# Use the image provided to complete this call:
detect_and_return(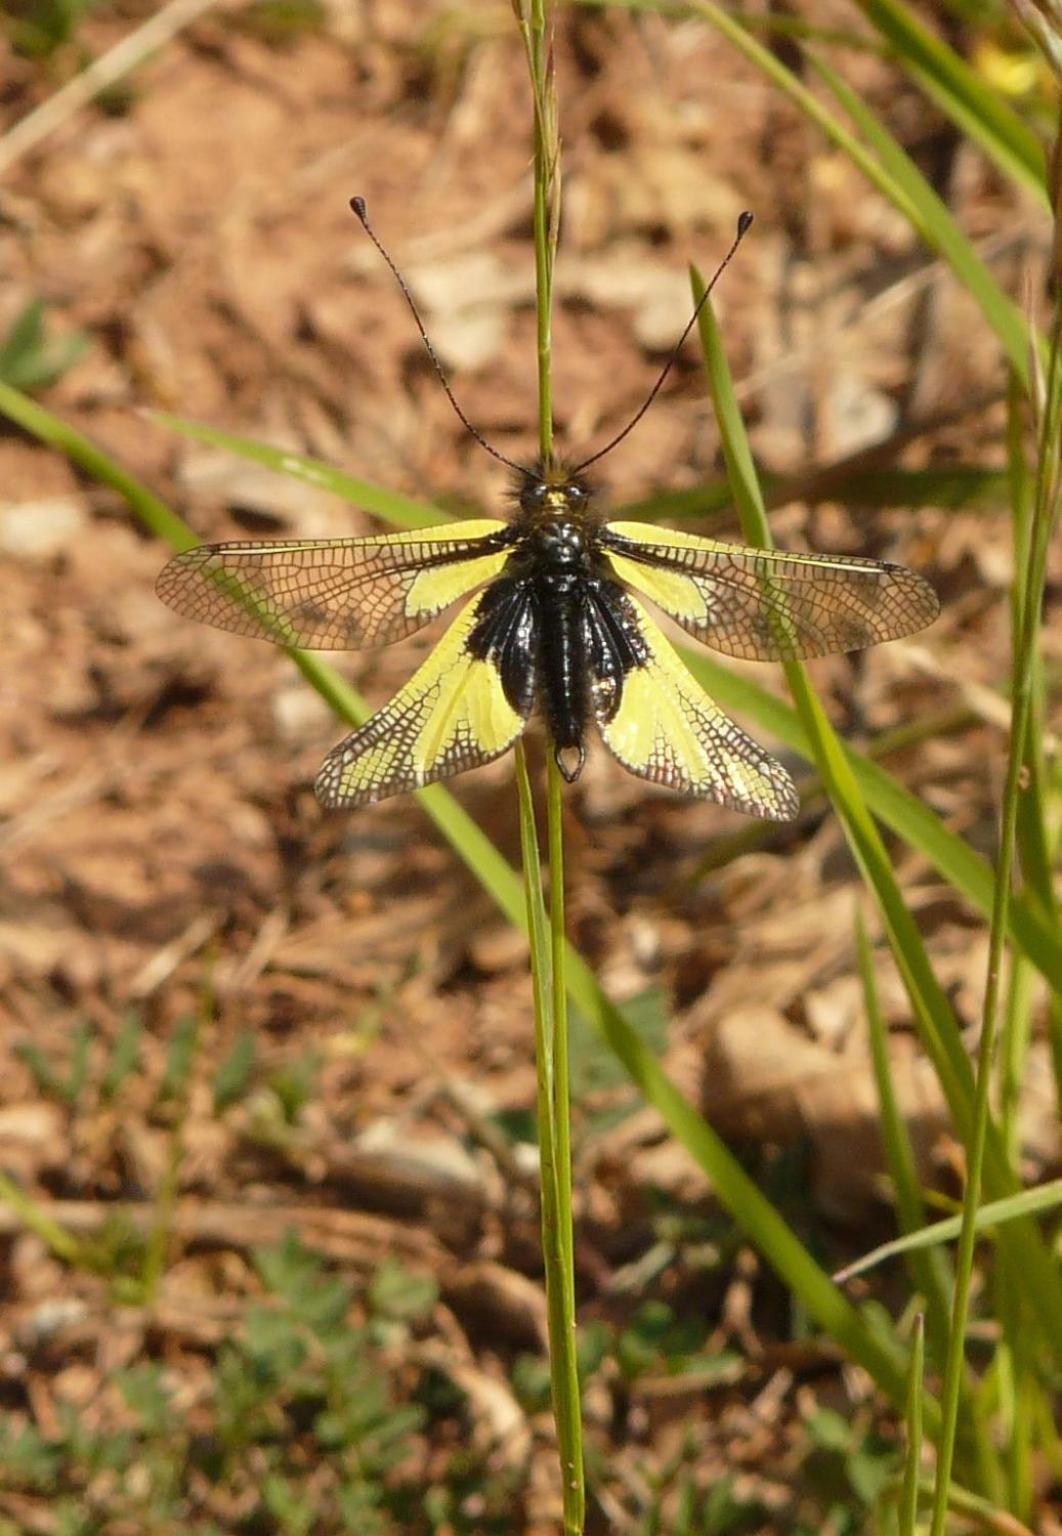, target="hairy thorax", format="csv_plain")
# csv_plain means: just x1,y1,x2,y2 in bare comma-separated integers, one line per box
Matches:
509,464,603,580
